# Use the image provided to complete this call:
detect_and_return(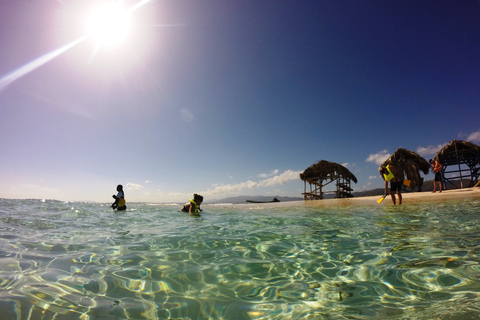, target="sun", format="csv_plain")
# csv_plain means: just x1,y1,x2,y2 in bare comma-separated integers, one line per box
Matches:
87,3,131,46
